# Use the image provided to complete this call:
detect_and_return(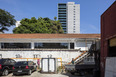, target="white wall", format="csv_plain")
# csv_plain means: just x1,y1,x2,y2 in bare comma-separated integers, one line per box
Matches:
75,41,92,51
105,57,116,77
0,50,82,66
